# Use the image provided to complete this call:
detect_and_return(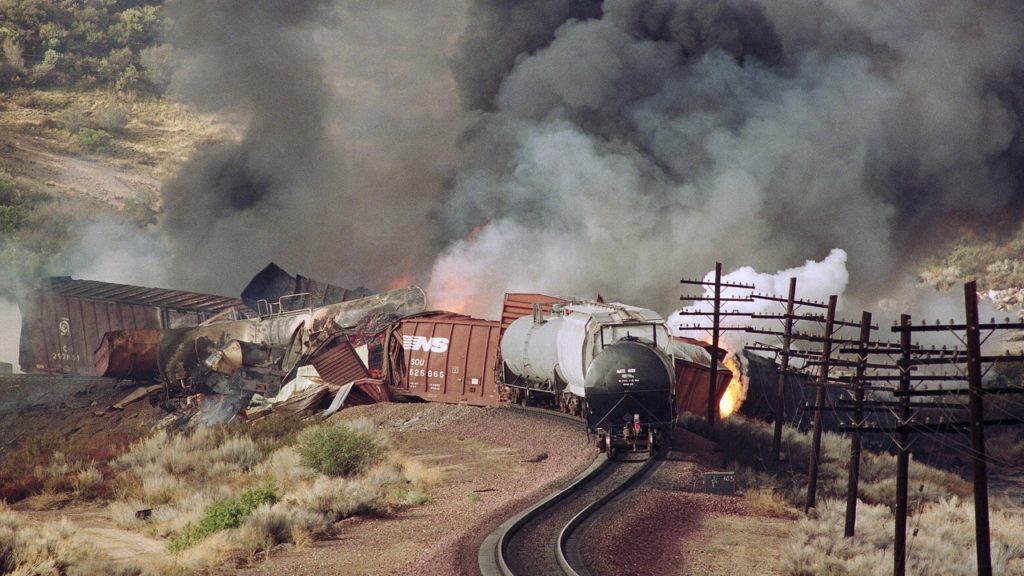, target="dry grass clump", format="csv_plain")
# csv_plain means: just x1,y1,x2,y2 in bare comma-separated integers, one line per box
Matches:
253,447,316,492
682,413,971,511
781,498,1024,576
0,510,137,575
742,488,800,519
